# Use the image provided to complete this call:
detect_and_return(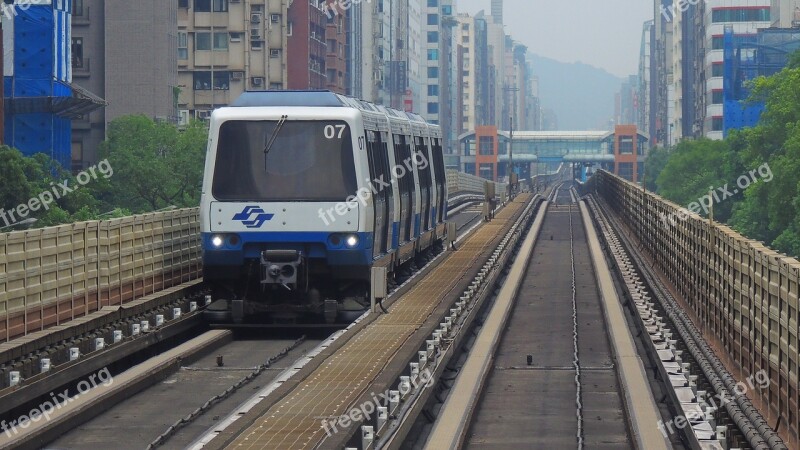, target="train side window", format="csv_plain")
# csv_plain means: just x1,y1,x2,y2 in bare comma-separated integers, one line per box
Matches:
417,136,432,188
380,134,393,198
365,131,378,190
